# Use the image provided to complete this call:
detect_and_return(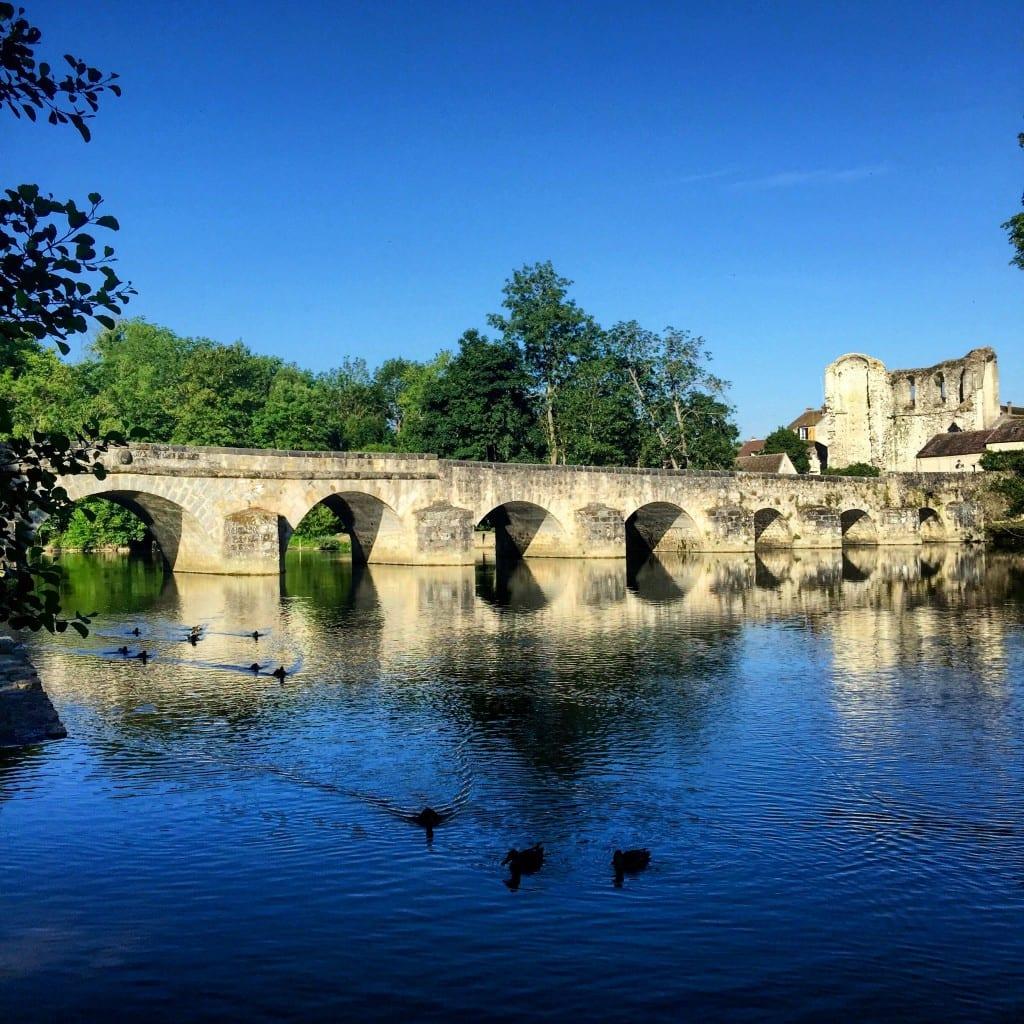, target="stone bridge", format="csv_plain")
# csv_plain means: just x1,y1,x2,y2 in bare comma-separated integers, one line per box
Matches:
59,444,987,575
